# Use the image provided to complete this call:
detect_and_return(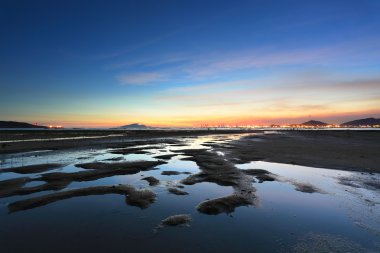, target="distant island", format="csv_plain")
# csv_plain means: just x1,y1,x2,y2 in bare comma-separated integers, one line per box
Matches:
0,121,47,129
287,118,380,128
2,118,379,129
117,123,151,130
300,120,328,127
340,118,380,127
